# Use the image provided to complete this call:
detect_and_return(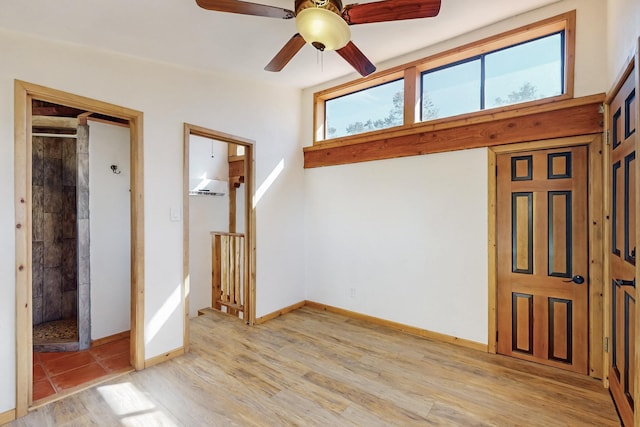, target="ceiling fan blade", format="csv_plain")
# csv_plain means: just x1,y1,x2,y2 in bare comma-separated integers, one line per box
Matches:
265,33,307,72
342,0,441,25
336,41,376,77
196,0,294,19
